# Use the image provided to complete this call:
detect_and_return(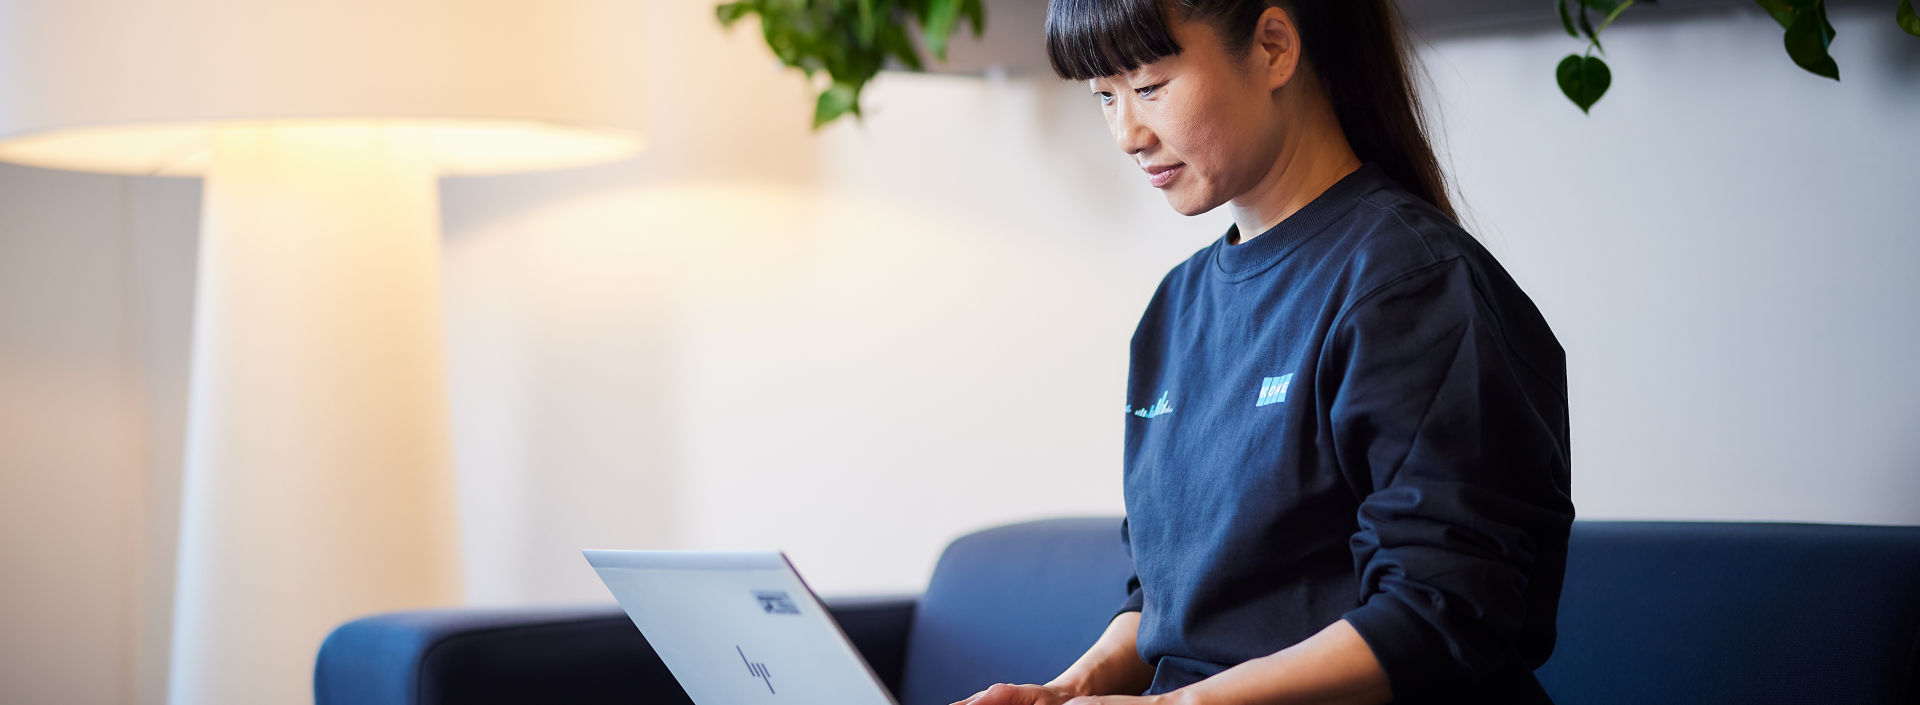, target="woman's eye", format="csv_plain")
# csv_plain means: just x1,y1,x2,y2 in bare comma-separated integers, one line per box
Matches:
1095,83,1159,105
